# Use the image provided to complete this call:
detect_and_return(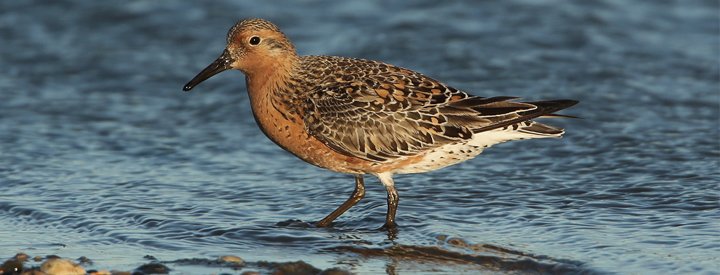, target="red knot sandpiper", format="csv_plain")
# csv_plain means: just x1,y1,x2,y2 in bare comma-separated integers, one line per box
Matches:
183,18,578,228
